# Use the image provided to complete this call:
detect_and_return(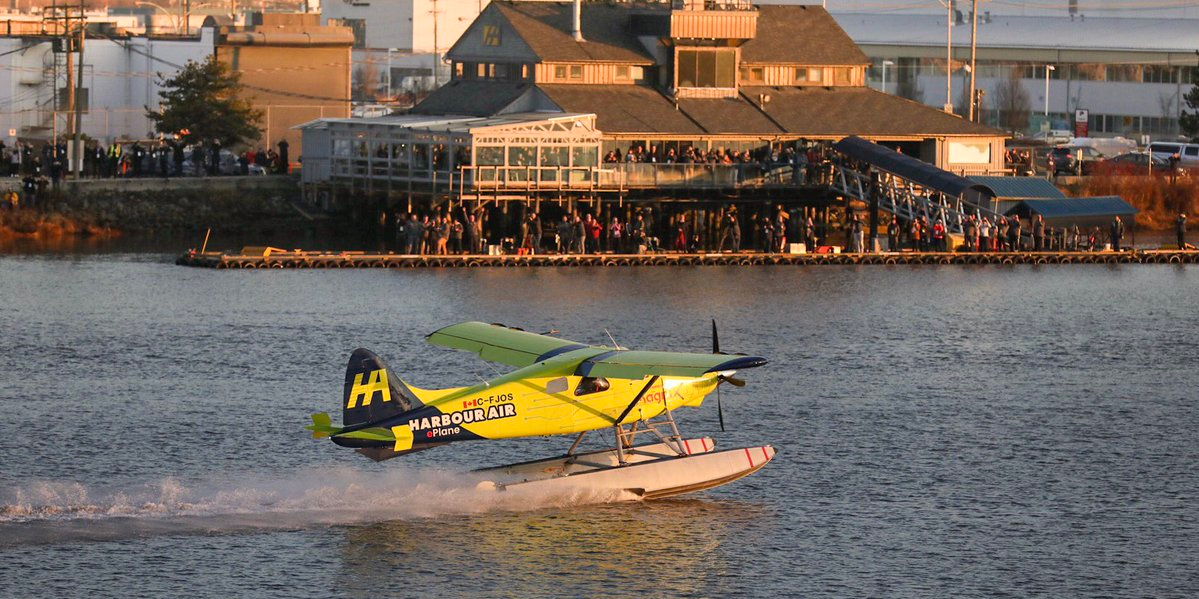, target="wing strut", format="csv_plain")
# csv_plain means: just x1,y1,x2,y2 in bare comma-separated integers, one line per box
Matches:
614,376,659,426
